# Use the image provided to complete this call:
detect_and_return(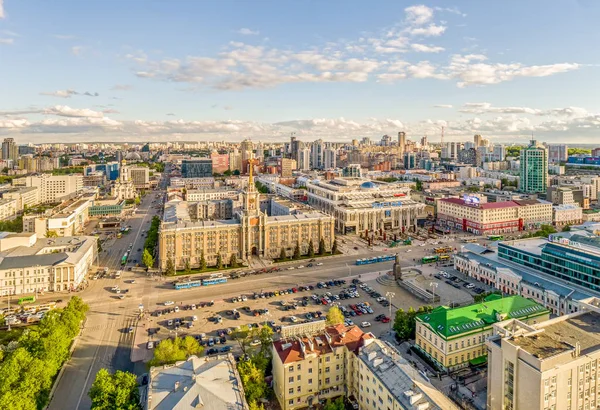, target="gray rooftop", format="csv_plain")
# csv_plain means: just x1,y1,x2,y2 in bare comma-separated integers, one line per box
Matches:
148,354,247,410
0,236,96,270
359,340,458,410
457,251,593,301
